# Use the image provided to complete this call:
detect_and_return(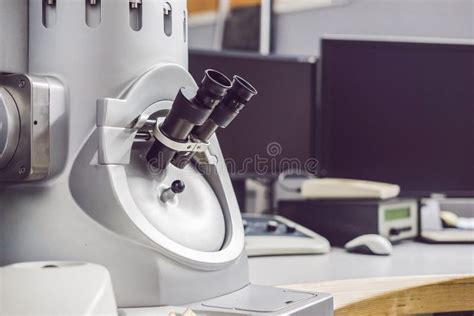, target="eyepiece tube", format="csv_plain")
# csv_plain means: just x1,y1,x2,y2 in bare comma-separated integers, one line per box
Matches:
146,70,232,170
195,69,233,108
172,75,257,169
196,75,258,140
